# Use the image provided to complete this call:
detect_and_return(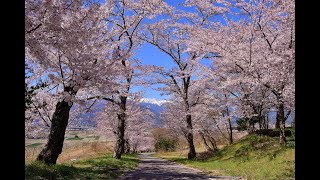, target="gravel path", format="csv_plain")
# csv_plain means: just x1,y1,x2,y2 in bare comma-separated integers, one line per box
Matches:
118,153,242,180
